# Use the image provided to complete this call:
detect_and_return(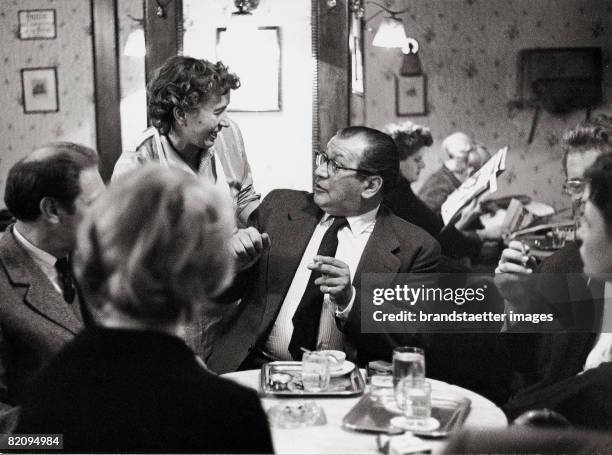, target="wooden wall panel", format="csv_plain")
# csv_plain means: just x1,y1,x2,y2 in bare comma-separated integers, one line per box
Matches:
144,0,182,85
91,0,122,181
315,0,349,150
